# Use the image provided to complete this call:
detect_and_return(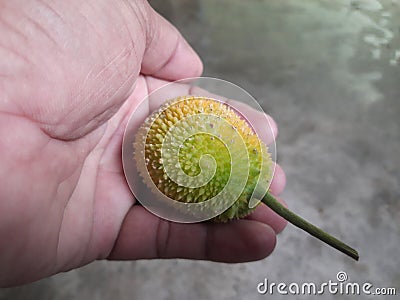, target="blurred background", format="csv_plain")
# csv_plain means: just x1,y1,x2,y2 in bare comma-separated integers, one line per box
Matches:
1,0,399,299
